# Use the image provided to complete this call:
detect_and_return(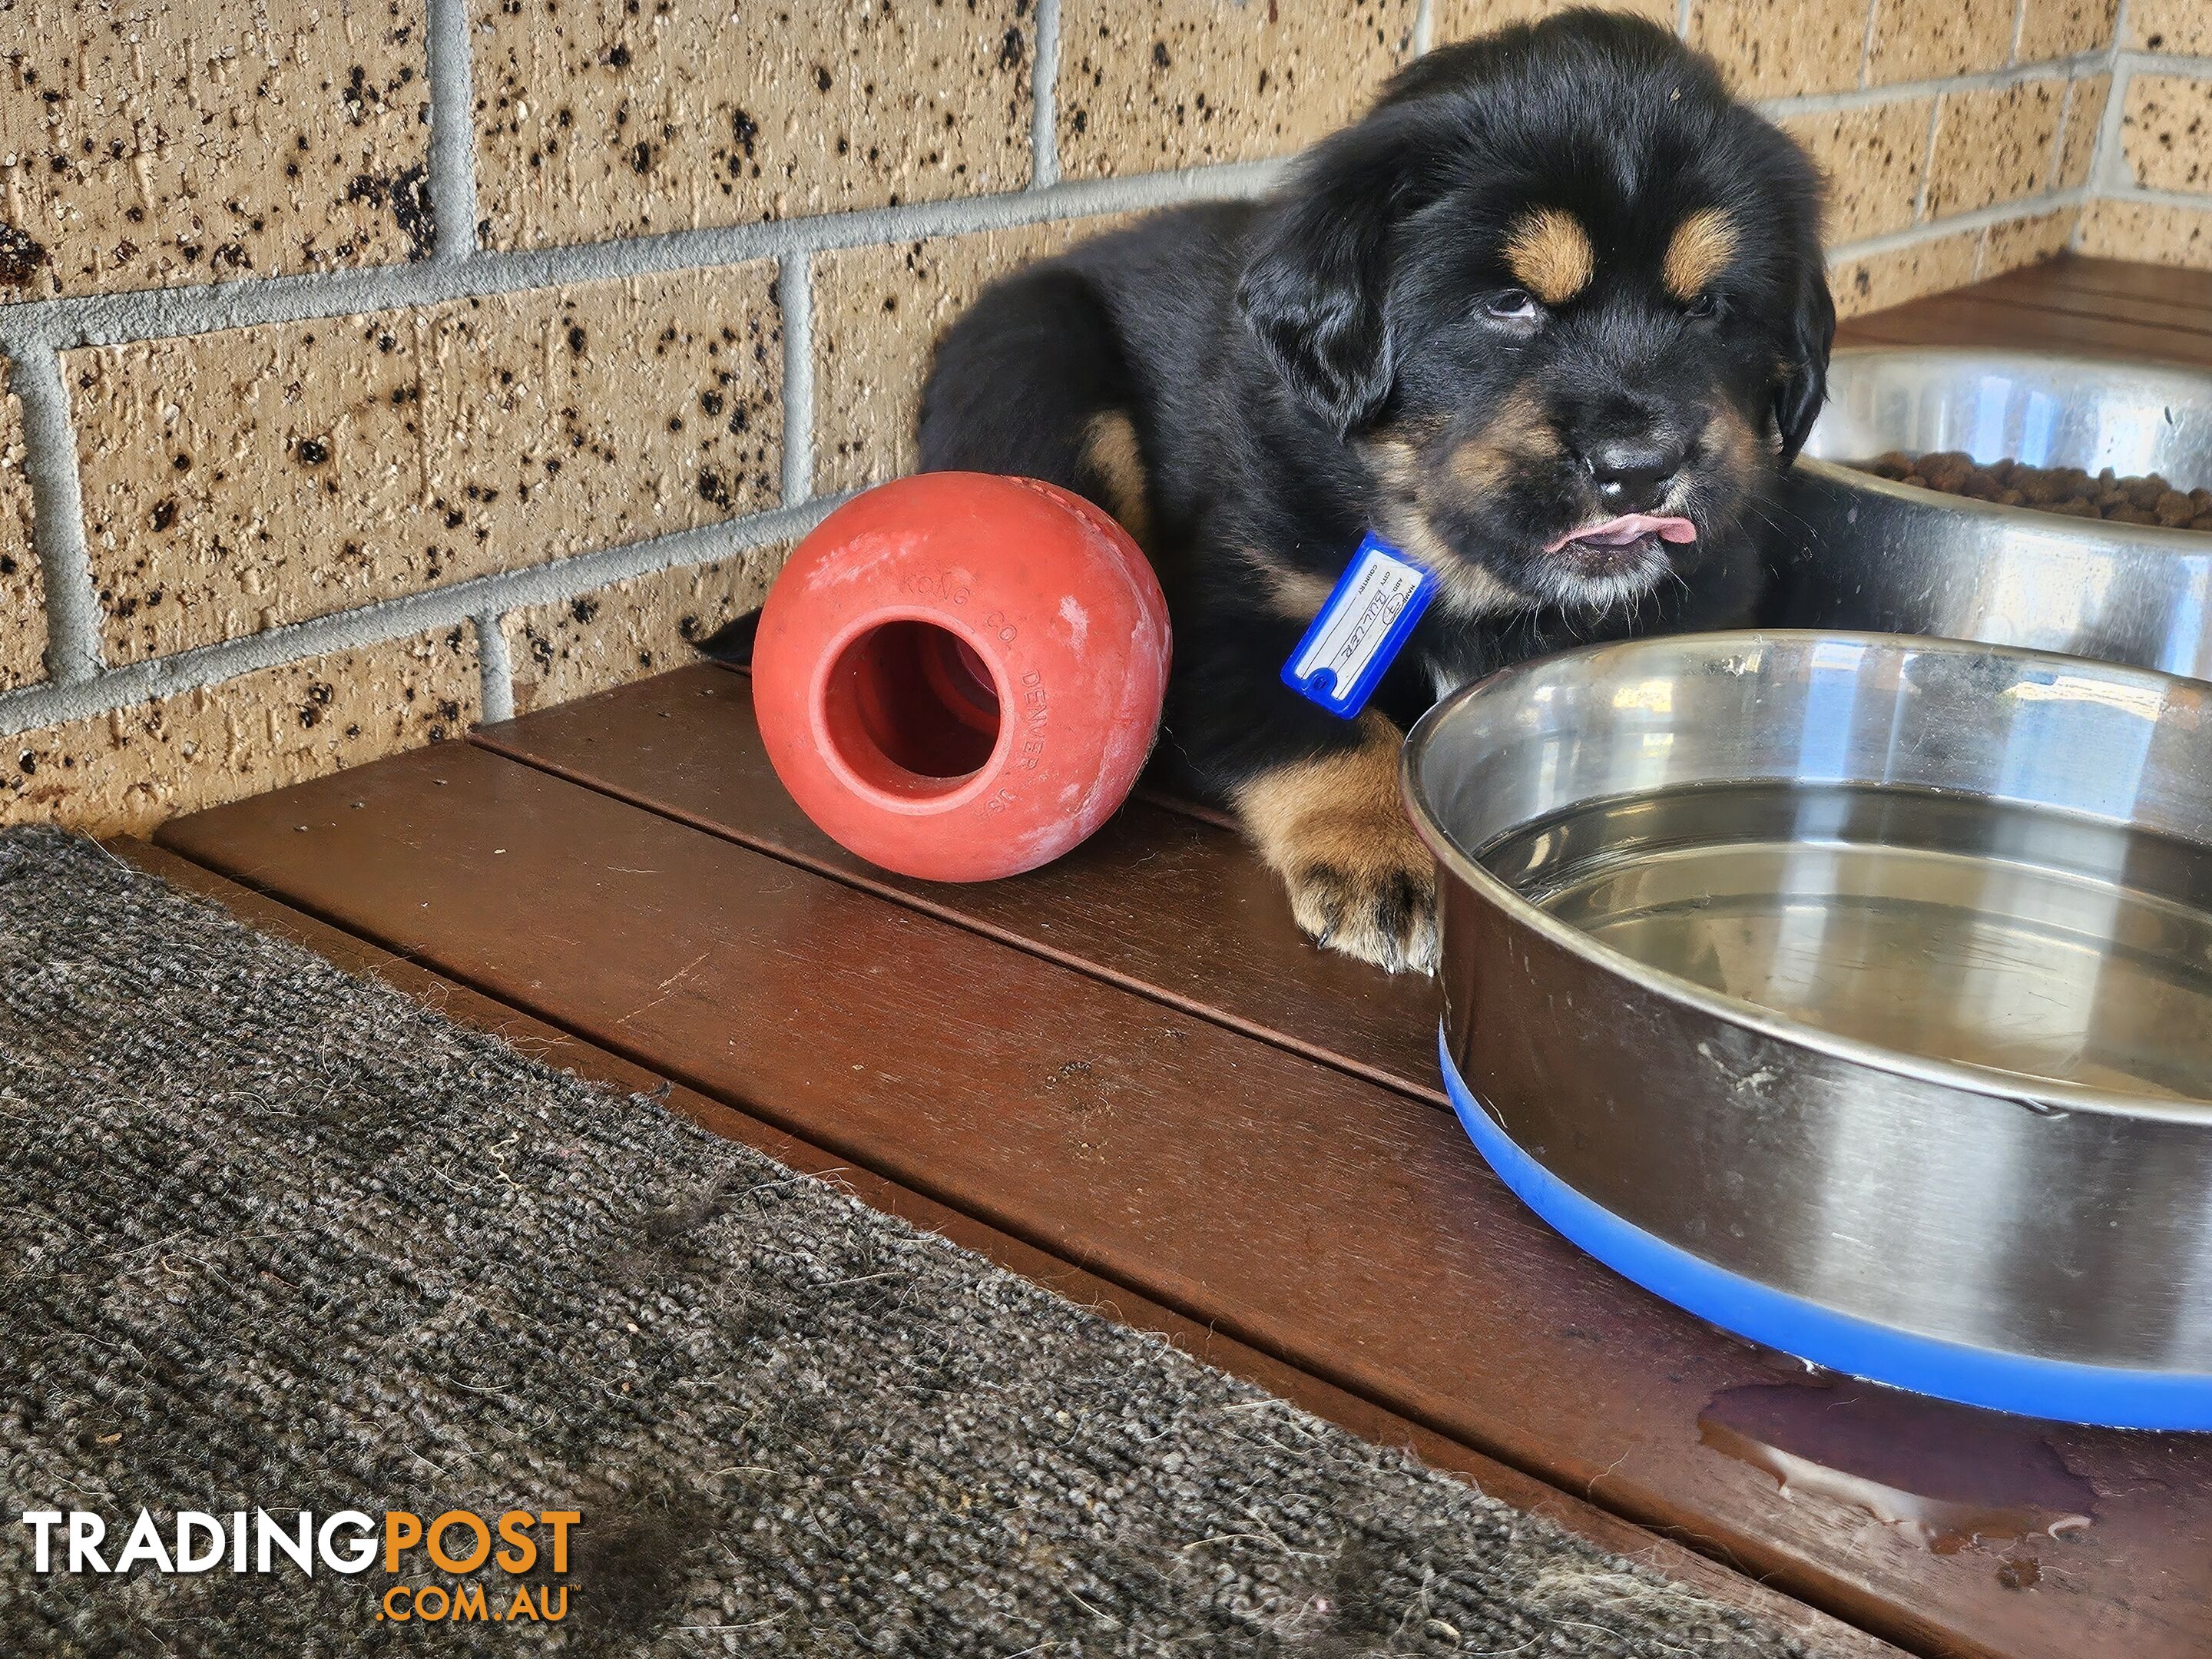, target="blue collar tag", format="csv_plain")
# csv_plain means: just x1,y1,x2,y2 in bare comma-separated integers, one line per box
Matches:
1279,531,1437,719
